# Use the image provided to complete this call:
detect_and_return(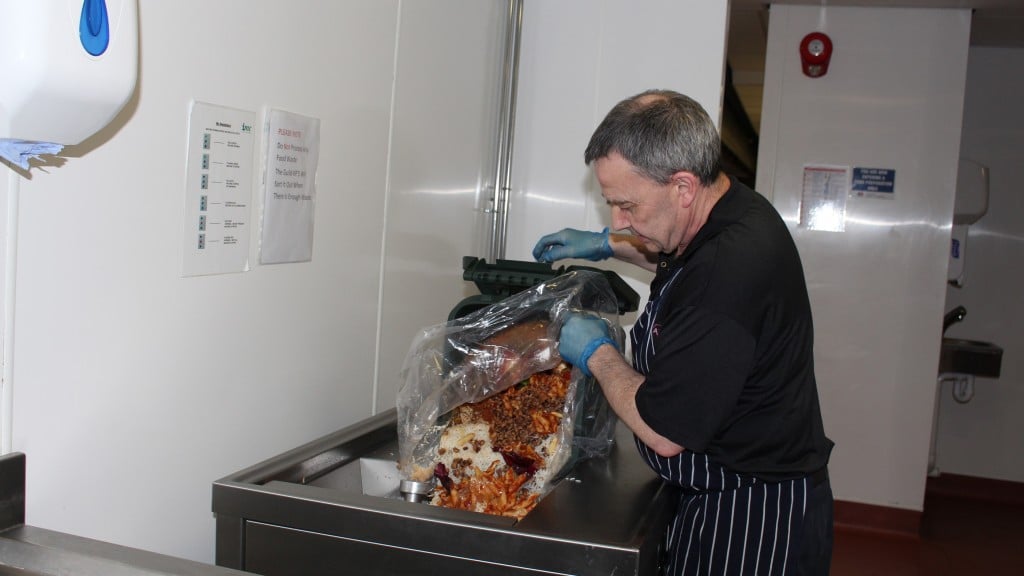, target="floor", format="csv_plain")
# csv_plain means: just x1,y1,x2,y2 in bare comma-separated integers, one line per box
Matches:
831,491,1024,575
